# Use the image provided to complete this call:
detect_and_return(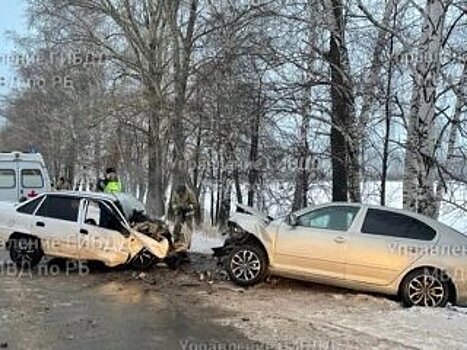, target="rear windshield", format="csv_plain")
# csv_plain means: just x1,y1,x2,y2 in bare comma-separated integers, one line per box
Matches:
21,169,44,188
0,169,15,189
